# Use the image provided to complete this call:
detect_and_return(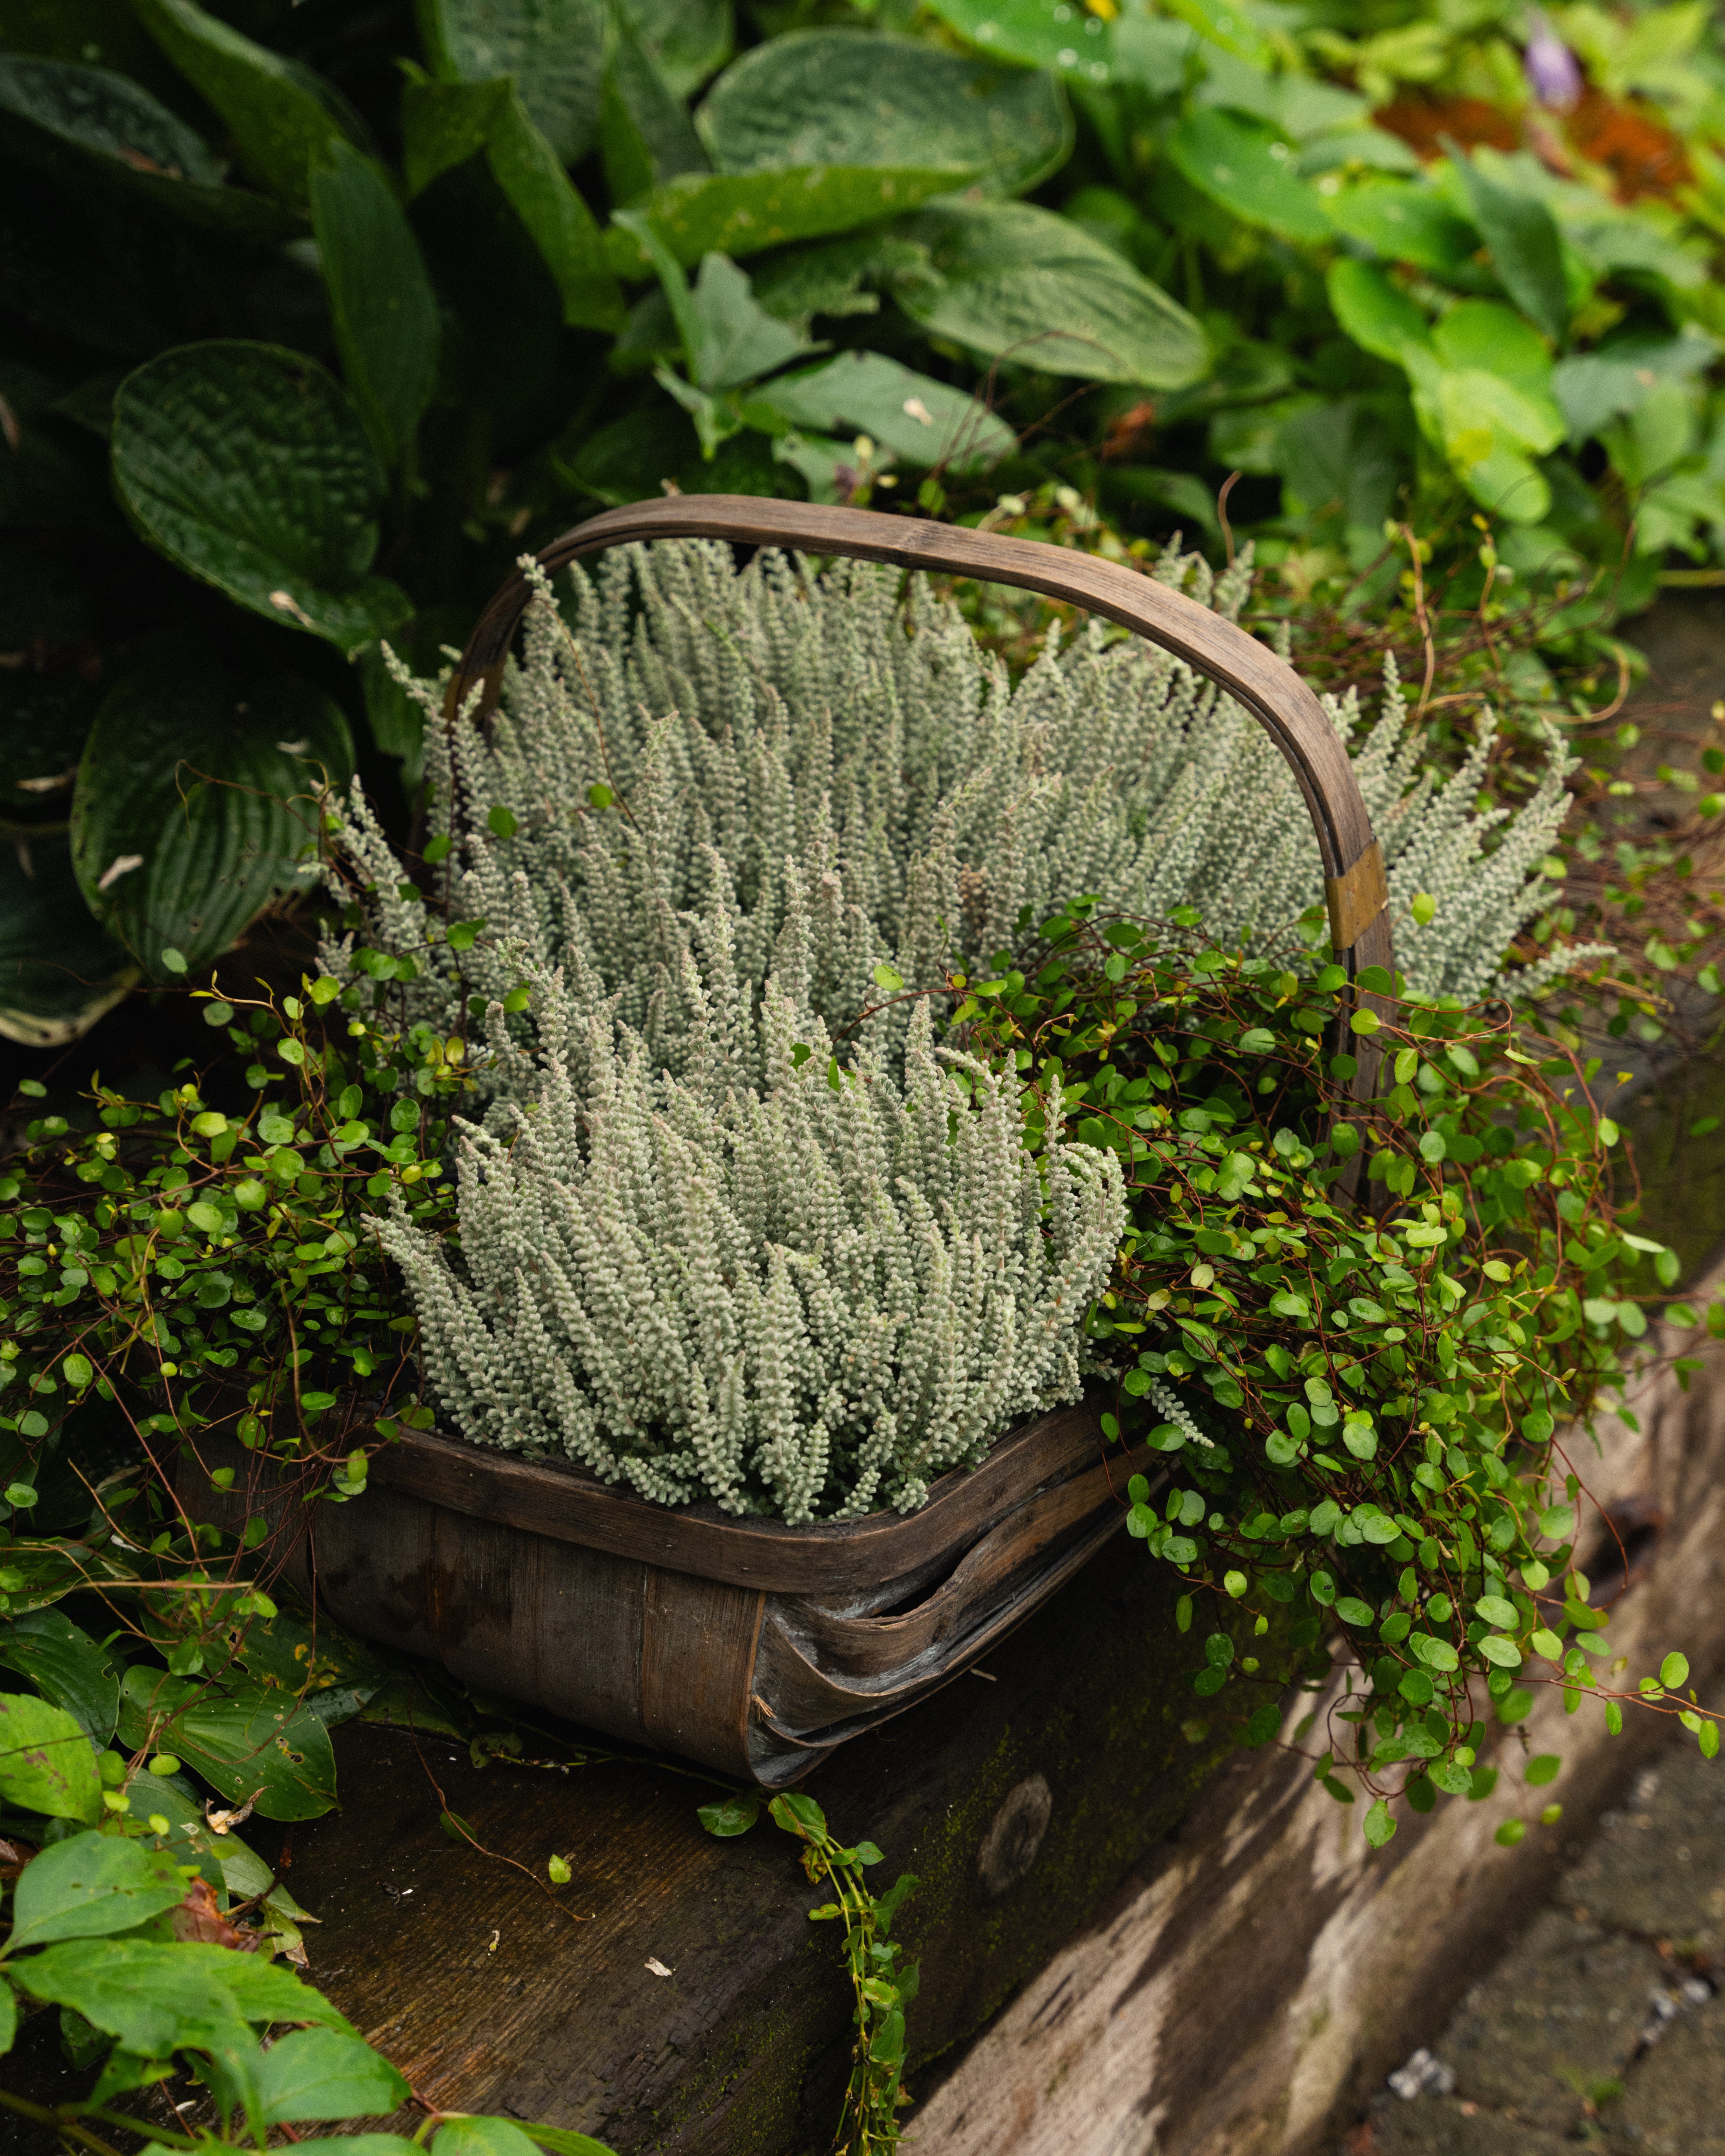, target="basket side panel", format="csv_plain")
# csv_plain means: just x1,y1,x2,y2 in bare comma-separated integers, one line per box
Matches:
639,1569,765,1780
507,1531,653,1747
